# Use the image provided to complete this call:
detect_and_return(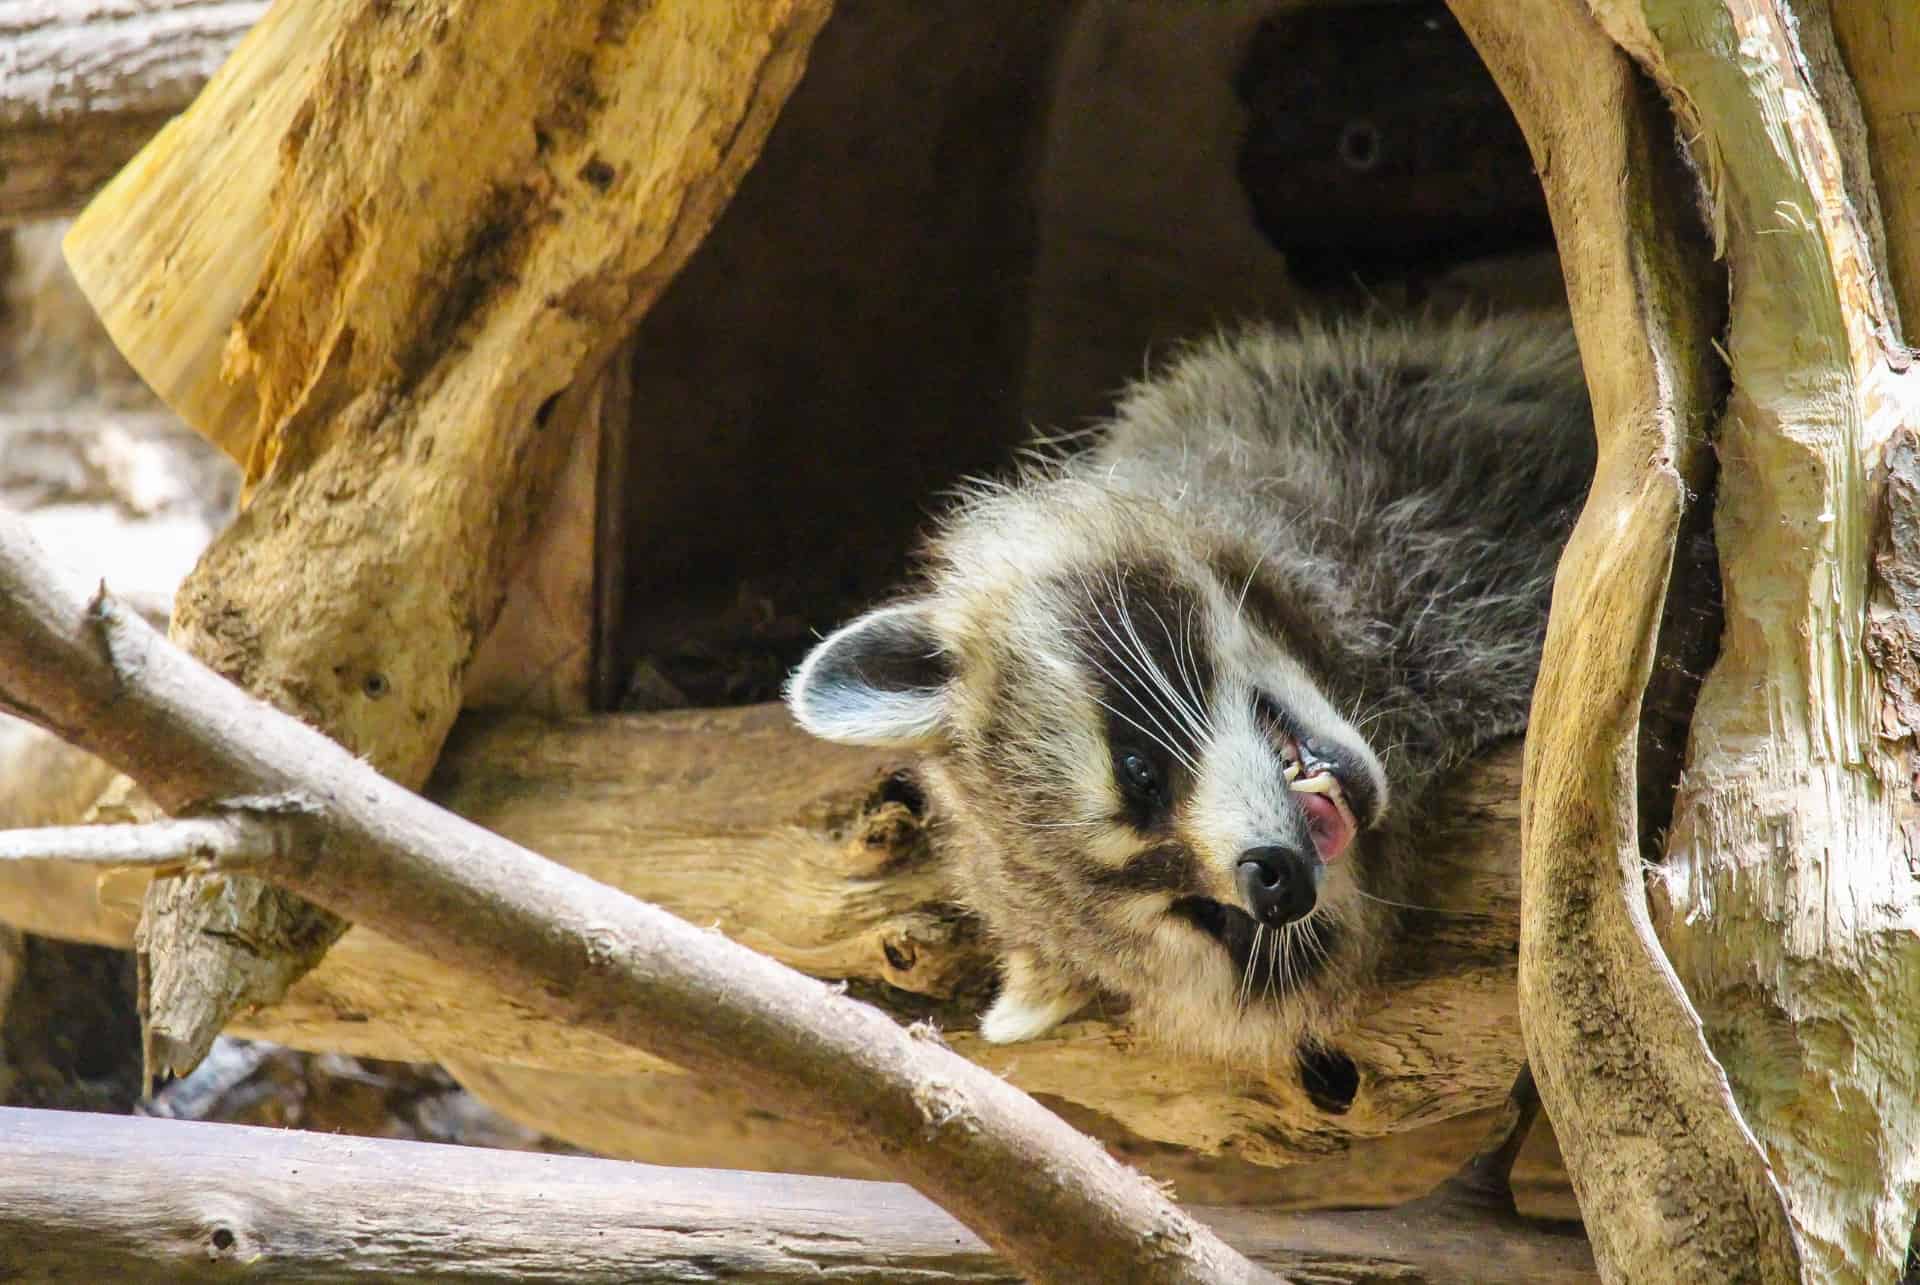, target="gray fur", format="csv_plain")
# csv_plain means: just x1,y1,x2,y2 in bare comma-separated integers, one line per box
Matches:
790,313,1593,1066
